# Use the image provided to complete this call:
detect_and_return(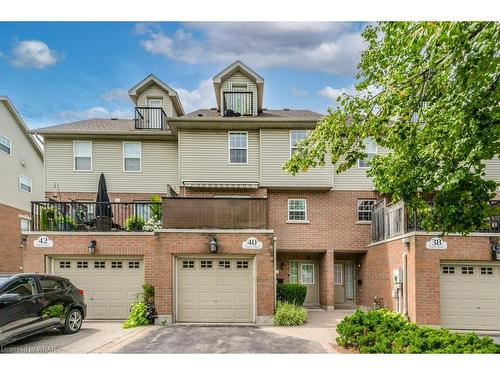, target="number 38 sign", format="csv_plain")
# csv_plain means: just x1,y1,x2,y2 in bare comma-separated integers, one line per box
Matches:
33,236,54,248
242,237,263,250
425,237,447,250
